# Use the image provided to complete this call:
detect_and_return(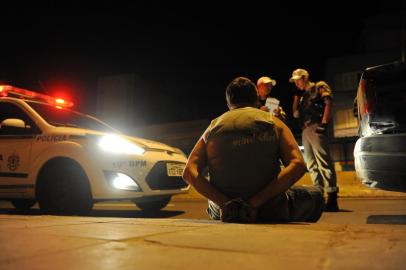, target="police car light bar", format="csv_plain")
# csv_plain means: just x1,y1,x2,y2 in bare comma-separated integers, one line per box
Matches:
0,85,74,108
